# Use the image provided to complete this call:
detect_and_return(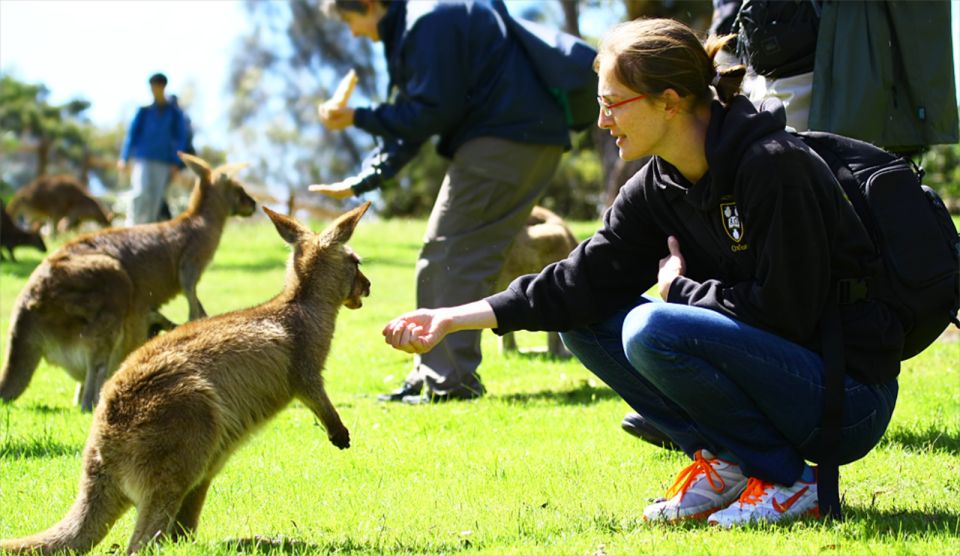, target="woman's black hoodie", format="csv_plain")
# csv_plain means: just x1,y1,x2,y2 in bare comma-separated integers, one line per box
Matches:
487,96,903,383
